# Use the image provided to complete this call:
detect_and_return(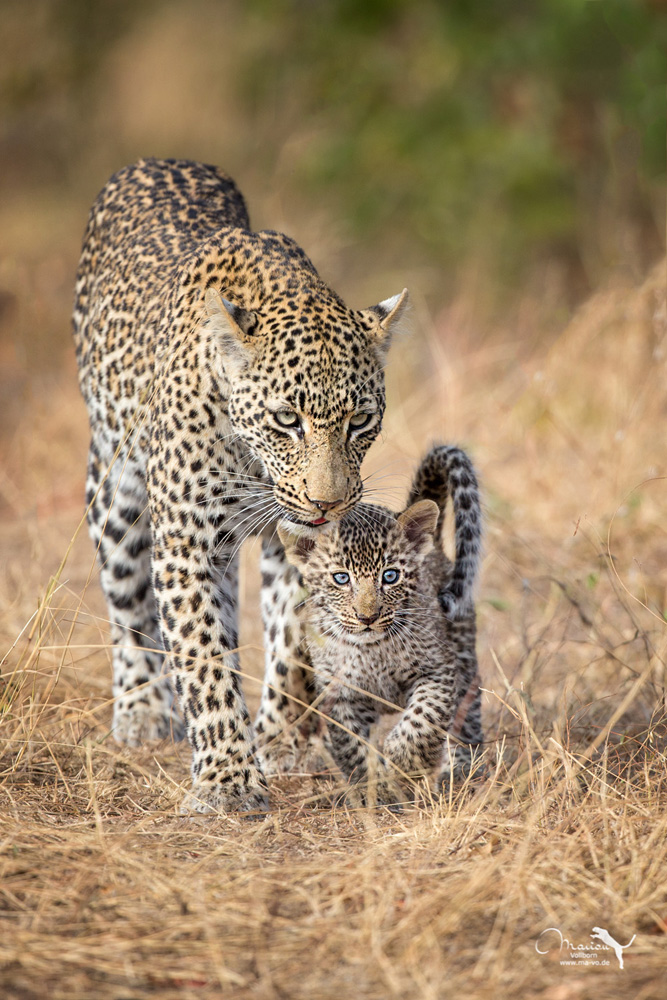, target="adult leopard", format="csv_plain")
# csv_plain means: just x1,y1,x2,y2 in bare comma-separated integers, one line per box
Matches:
73,158,407,813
